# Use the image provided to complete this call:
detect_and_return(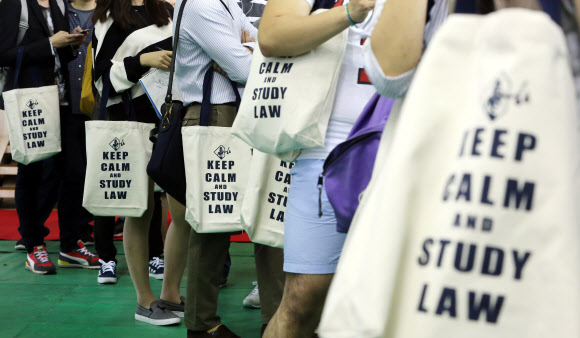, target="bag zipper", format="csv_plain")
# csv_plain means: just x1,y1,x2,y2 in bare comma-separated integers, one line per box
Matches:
317,174,324,218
